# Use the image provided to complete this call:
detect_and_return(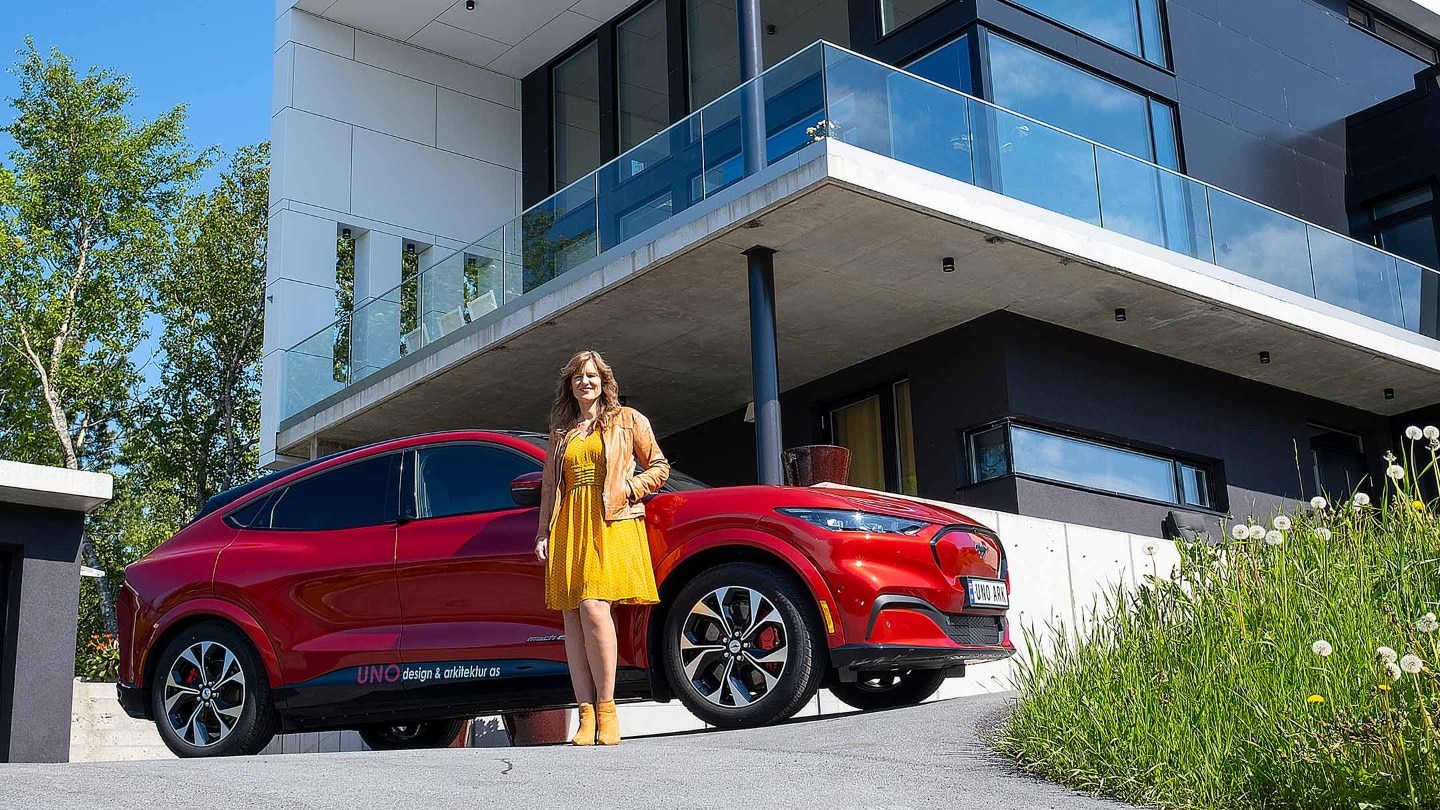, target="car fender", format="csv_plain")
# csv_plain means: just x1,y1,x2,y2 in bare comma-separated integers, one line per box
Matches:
144,598,284,691
656,528,846,647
